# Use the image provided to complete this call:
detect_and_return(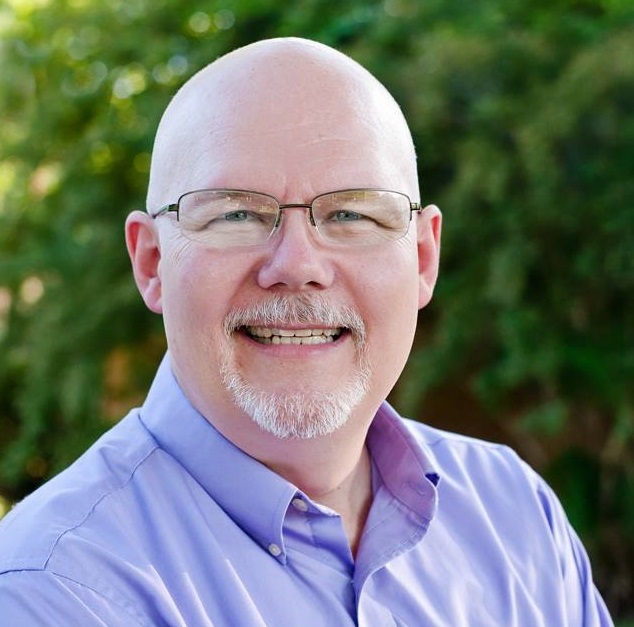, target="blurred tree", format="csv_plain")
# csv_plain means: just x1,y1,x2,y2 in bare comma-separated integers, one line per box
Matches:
0,0,632,619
